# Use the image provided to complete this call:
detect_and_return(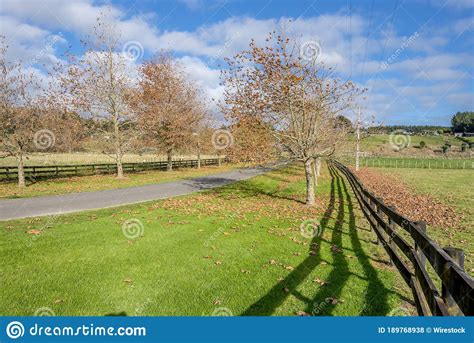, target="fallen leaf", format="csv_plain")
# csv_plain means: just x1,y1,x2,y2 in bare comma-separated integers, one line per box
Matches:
27,229,41,235
313,278,329,286
295,310,310,316
123,278,133,283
